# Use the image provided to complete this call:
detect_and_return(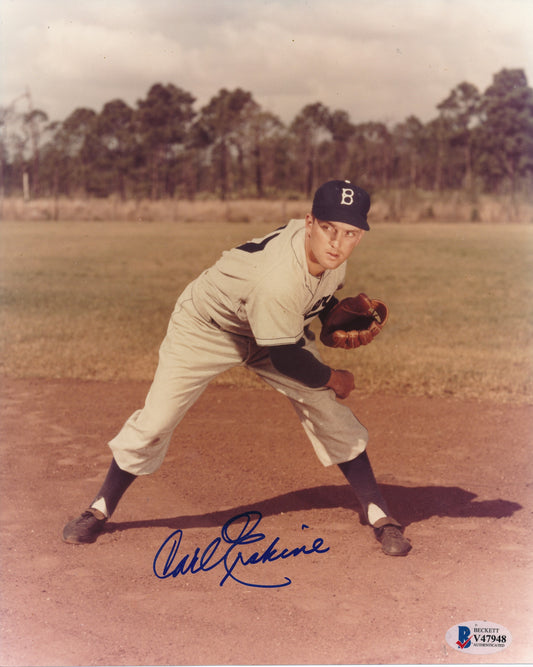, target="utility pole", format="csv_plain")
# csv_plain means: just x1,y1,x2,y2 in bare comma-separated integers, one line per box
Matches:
1,90,34,203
